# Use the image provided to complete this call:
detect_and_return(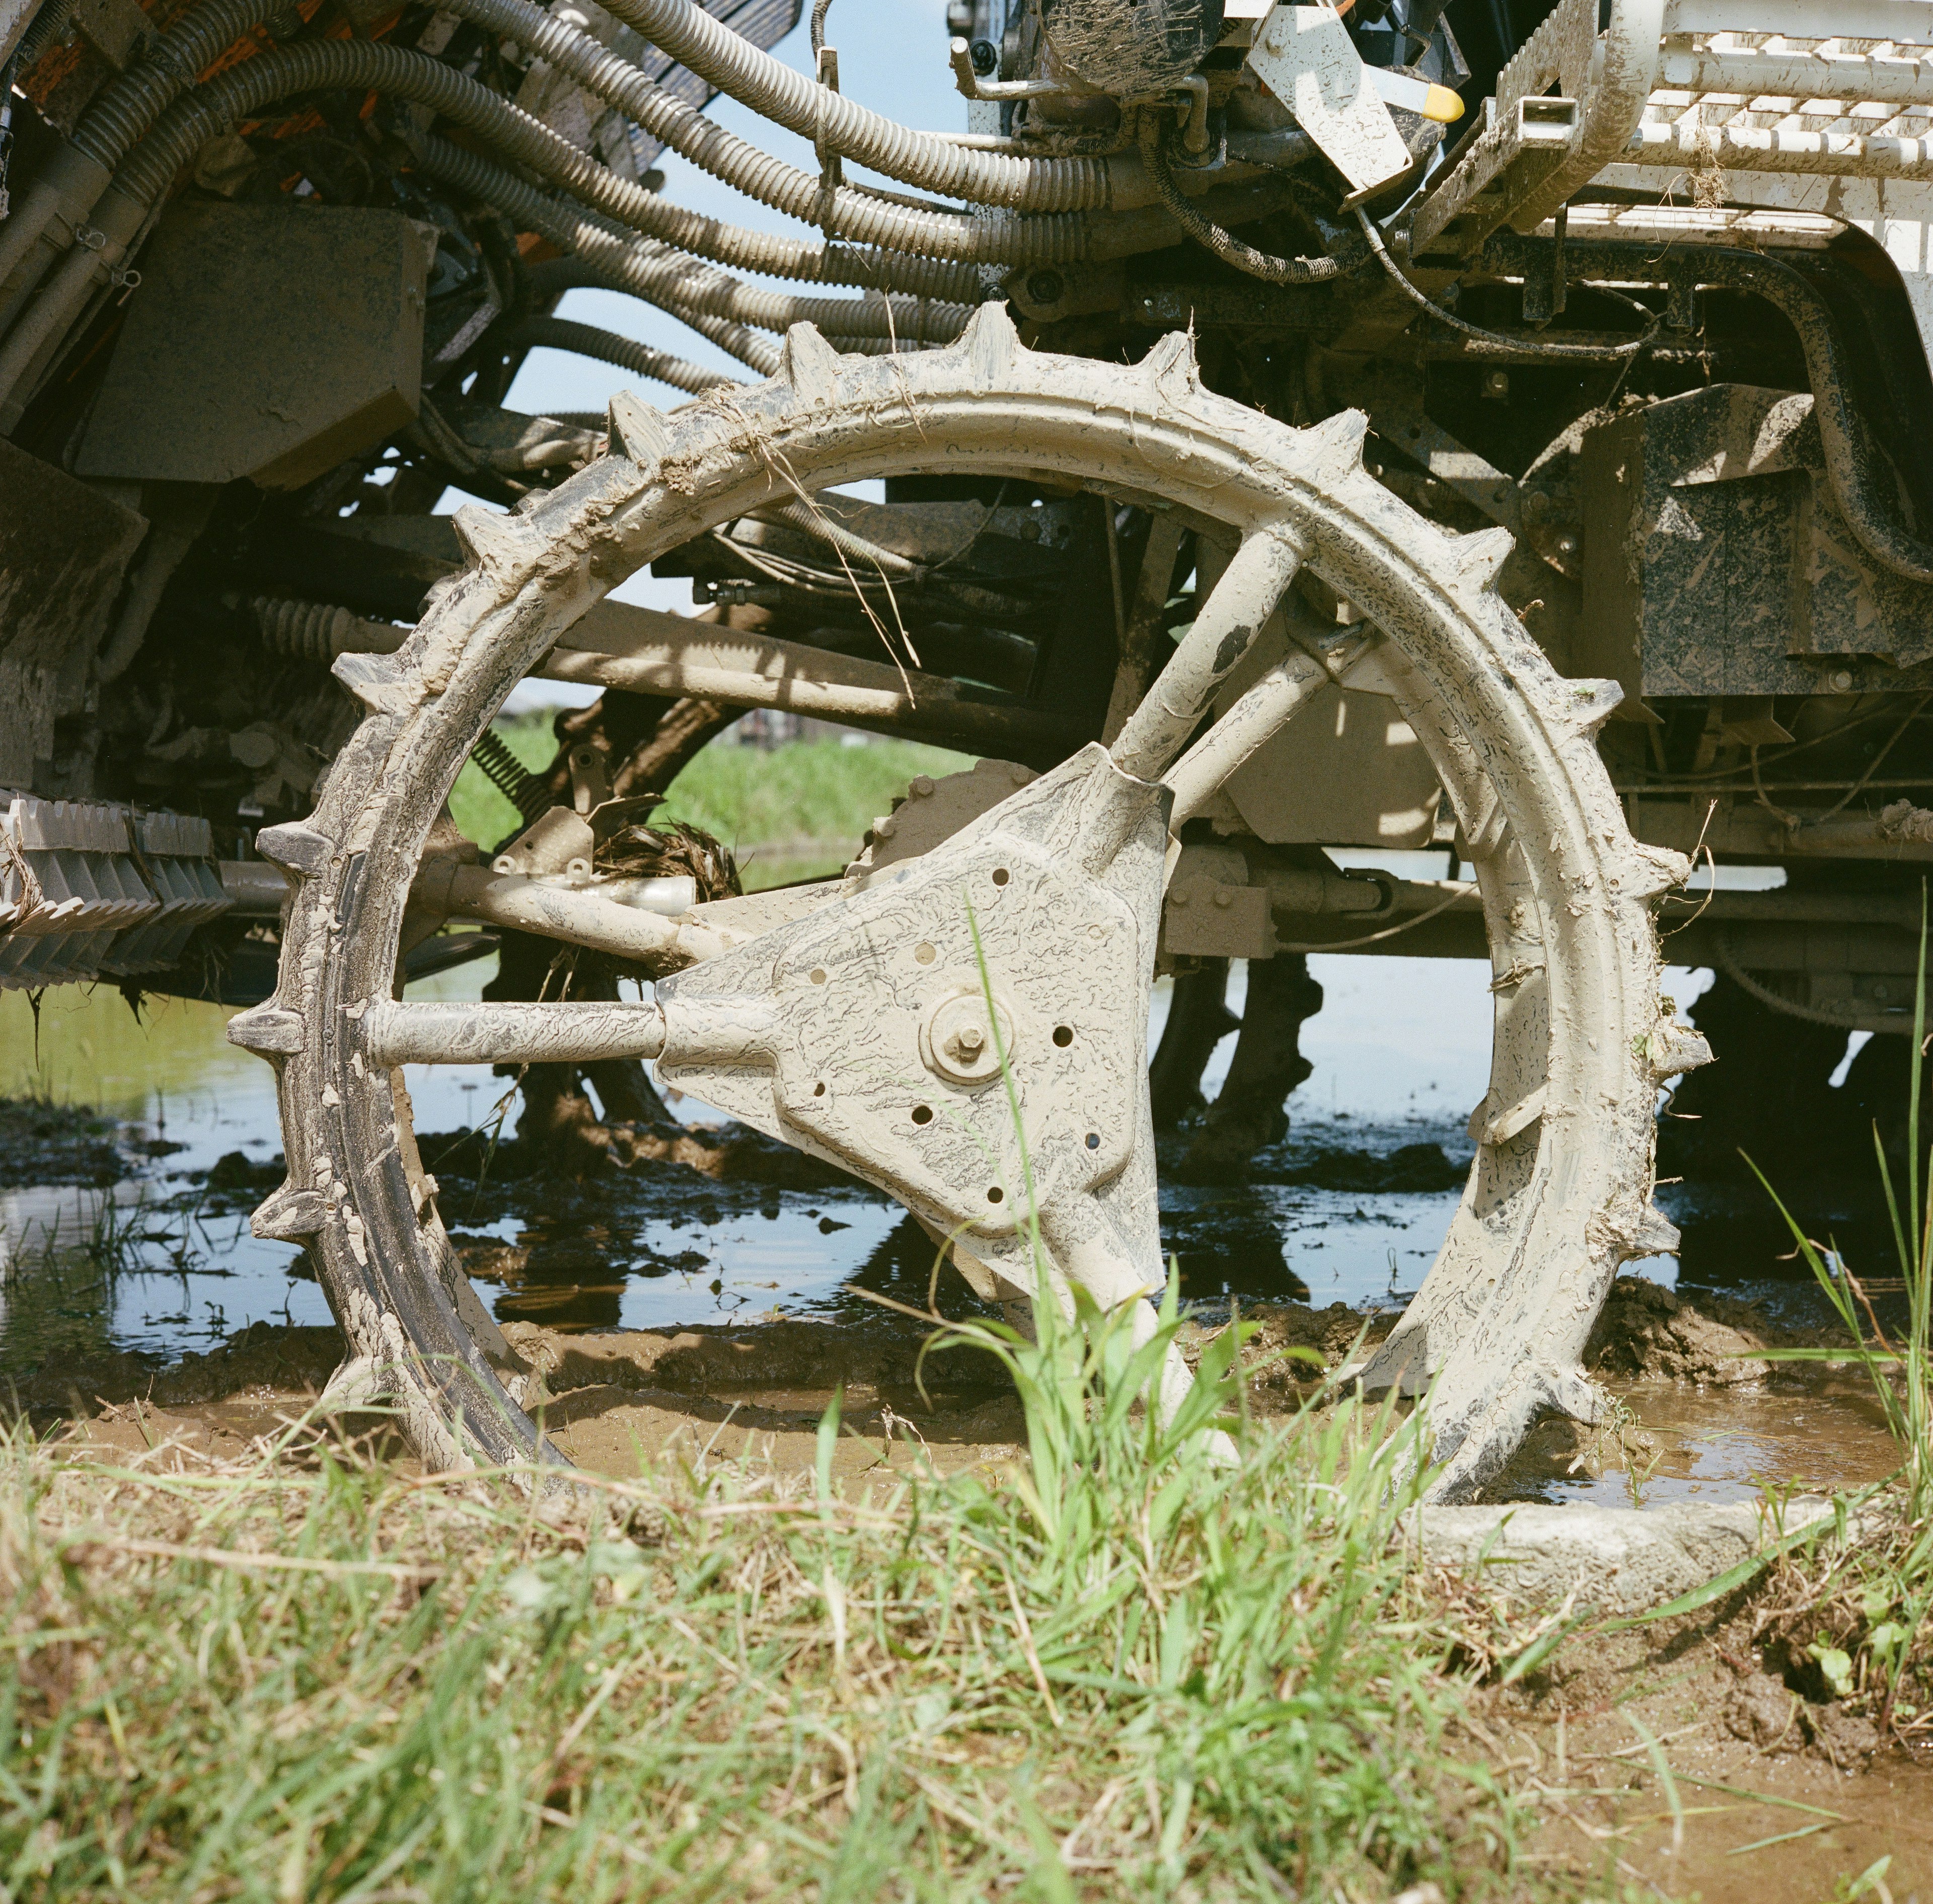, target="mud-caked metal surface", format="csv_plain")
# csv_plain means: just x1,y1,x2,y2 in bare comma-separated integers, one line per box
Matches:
233,307,1705,1497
